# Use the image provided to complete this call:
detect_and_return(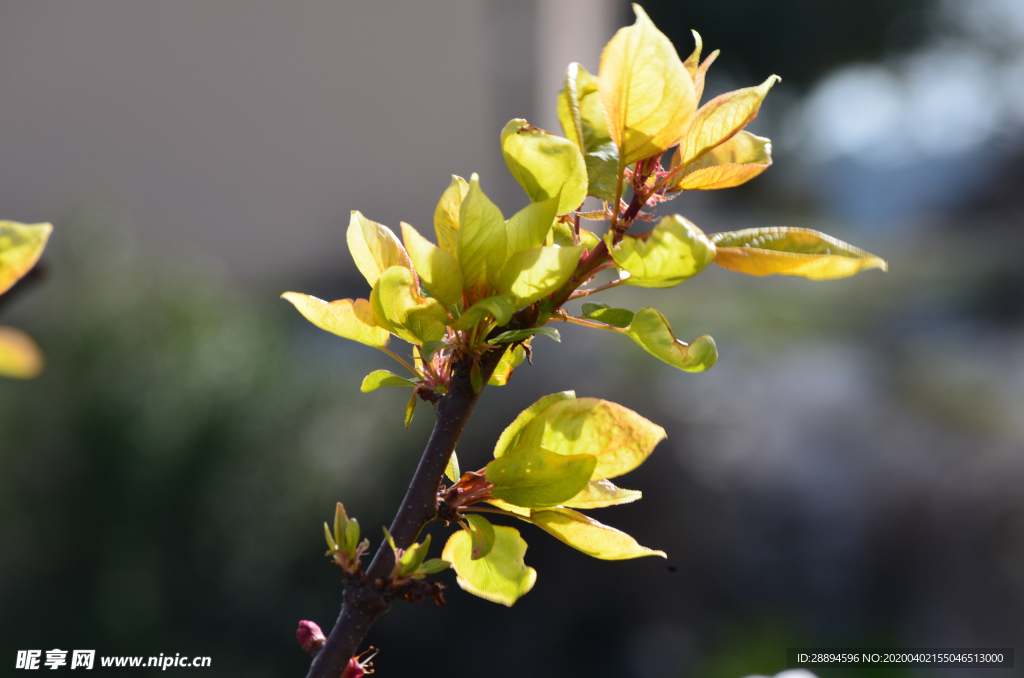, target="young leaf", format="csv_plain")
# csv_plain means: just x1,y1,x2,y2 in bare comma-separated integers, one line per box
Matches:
500,119,588,215
497,245,584,306
608,215,716,288
448,294,518,331
489,327,560,344
557,64,620,202
370,266,447,345
398,534,432,577
529,507,666,560
599,5,697,166
470,360,483,393
400,222,464,306
551,220,600,249
360,370,417,393
484,498,532,517
581,307,634,328
580,301,610,315
419,559,451,575
678,75,780,167
681,29,702,78
493,391,577,458
0,327,44,379
282,293,390,349
670,131,772,191
486,446,597,508
561,479,642,509
404,391,417,429
711,227,888,280
434,175,470,257
445,450,461,483
513,397,666,481
465,514,496,560
442,525,537,606
346,211,413,288
0,221,52,296
458,174,507,299
505,195,559,256
626,307,718,373
489,343,527,387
